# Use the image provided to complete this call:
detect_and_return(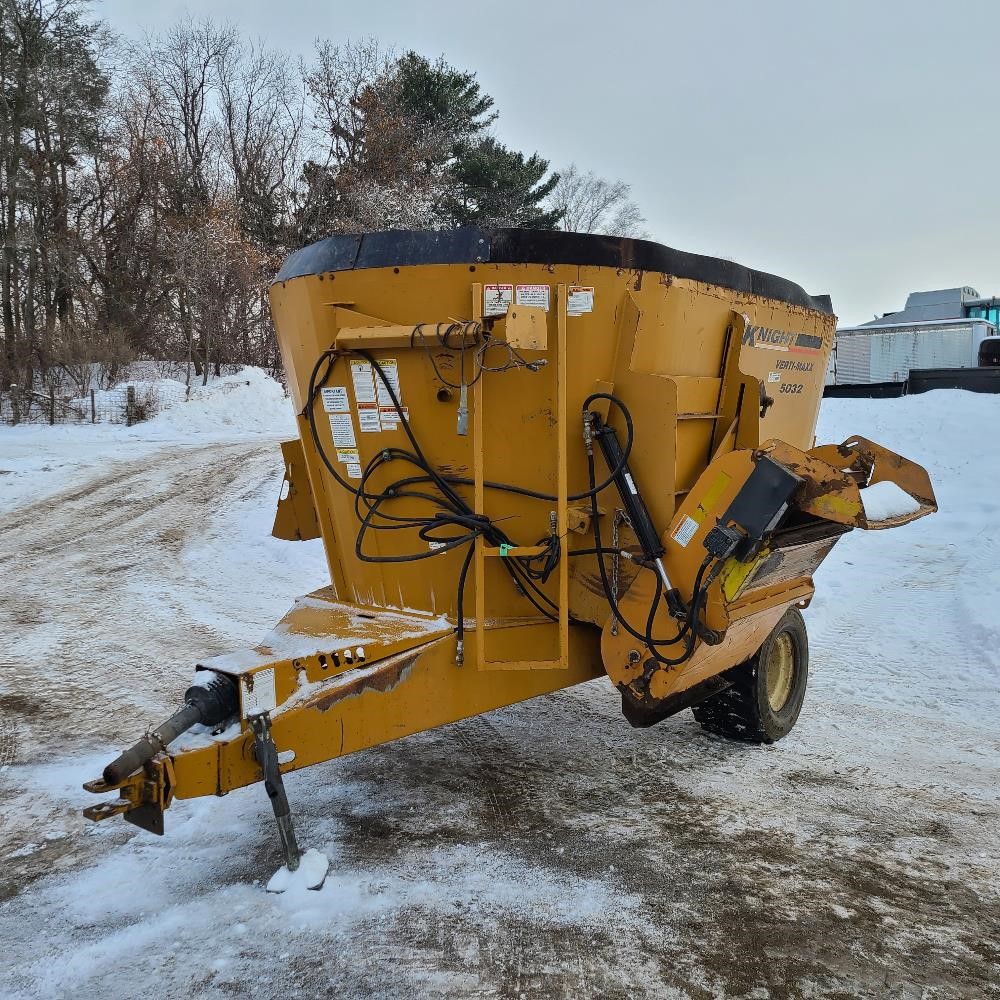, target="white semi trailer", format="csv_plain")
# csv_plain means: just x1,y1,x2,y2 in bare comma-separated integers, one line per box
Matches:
831,317,996,385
